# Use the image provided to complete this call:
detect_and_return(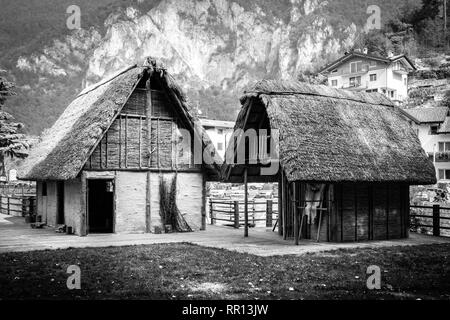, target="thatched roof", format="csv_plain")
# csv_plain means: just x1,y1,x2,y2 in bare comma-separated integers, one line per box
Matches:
19,58,220,180
223,80,436,184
